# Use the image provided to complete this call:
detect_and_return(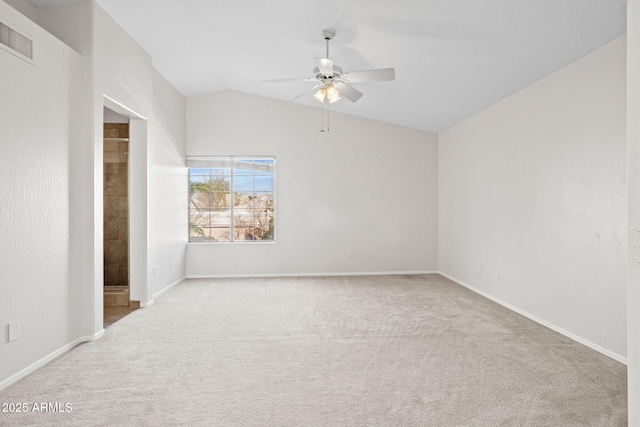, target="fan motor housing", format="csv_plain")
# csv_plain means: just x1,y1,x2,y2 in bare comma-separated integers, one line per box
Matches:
313,65,343,82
